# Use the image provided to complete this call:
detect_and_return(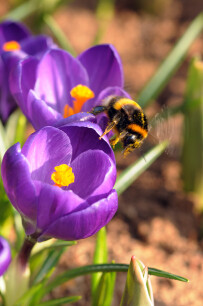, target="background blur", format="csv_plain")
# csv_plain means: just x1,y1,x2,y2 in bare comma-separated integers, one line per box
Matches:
1,0,203,305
